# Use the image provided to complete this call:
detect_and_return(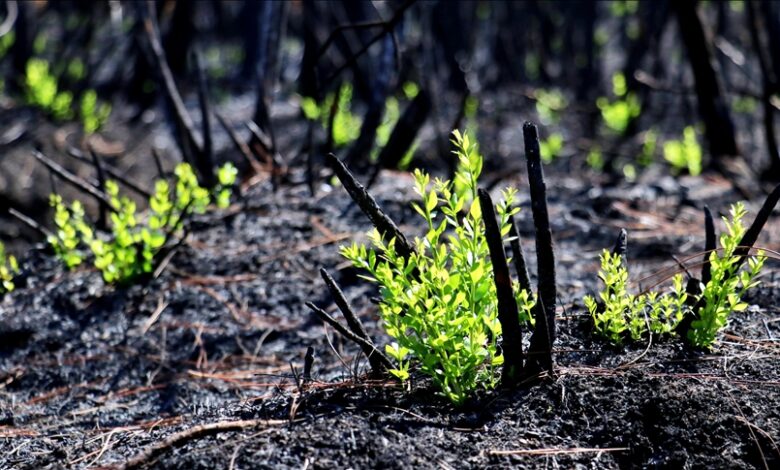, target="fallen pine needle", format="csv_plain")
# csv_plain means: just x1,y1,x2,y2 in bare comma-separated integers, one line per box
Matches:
488,447,629,456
